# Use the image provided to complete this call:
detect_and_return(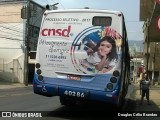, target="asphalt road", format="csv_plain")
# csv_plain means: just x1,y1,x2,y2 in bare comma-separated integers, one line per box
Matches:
0,85,136,120
1,84,160,120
